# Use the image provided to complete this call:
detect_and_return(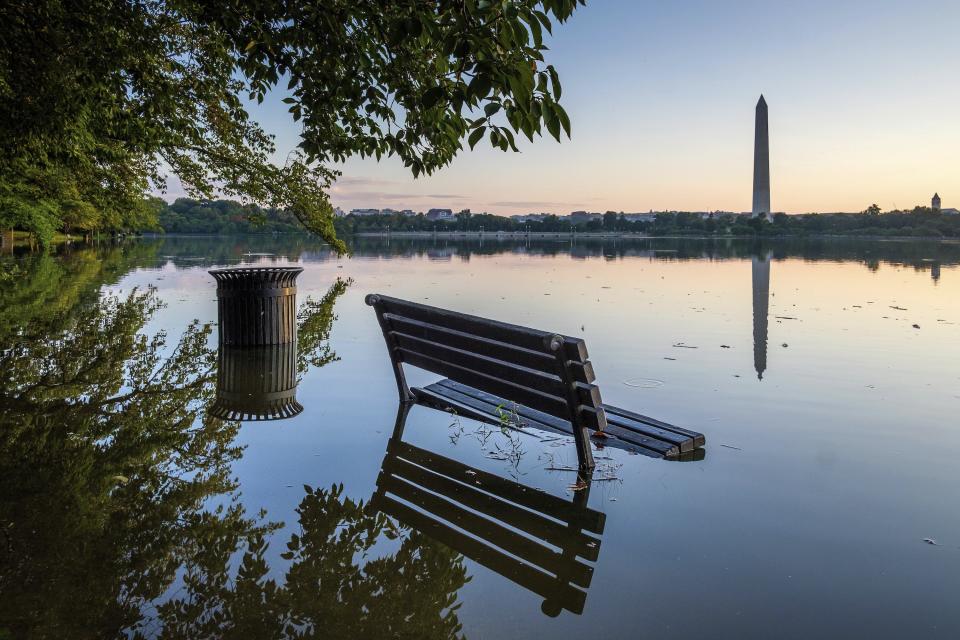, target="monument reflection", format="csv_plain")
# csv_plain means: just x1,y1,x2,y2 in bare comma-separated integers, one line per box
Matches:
752,251,772,380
